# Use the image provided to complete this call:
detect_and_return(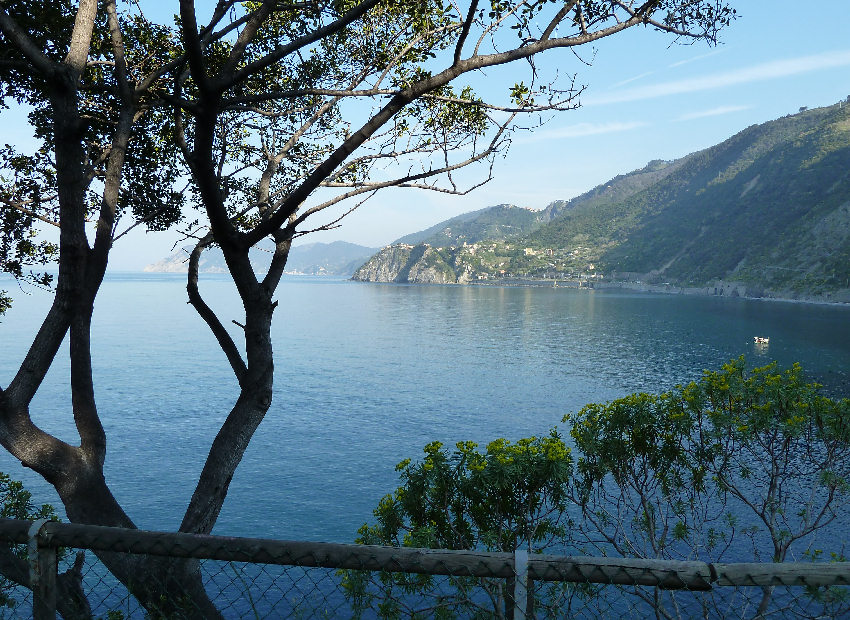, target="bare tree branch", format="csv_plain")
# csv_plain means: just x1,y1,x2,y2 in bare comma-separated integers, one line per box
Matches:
293,115,512,225
453,0,480,65
242,15,642,245
219,0,276,79
0,198,60,228
542,1,579,41
179,0,211,94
